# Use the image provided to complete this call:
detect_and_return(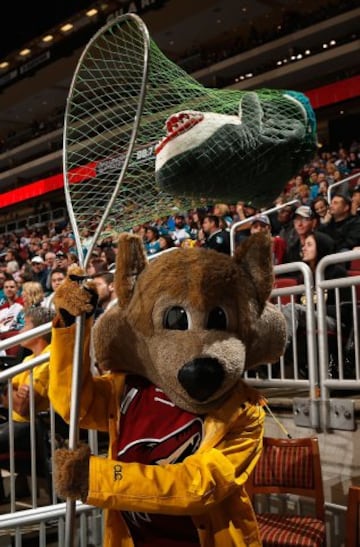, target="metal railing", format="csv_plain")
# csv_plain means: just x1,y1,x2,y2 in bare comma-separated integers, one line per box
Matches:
0,248,358,544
